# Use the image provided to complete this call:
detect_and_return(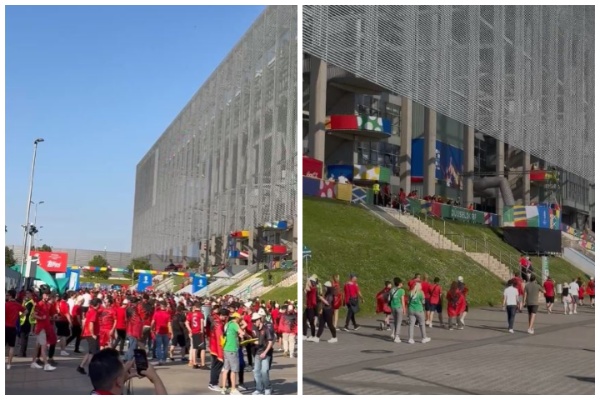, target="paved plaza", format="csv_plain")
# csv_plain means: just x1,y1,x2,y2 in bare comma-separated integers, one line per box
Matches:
303,306,595,395
5,341,297,395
